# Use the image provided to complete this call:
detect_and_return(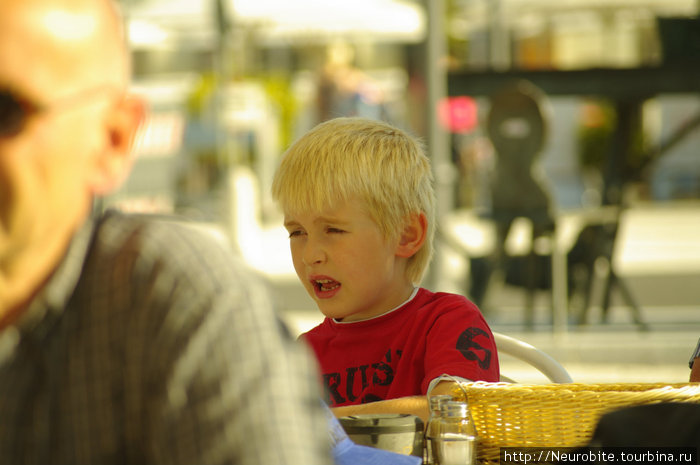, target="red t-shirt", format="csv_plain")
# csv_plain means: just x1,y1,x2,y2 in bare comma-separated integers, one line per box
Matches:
301,288,499,407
